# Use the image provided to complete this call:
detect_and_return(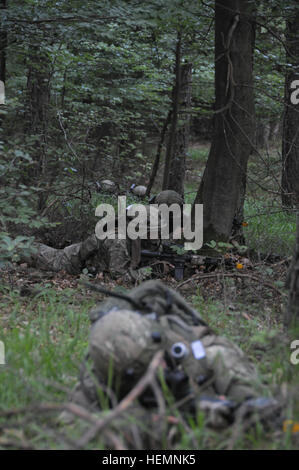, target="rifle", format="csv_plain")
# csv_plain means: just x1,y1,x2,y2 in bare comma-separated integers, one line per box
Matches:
140,249,220,281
